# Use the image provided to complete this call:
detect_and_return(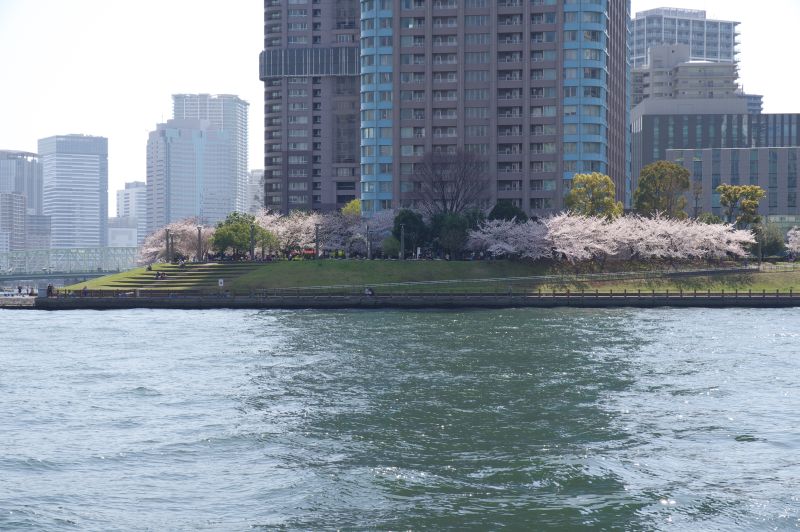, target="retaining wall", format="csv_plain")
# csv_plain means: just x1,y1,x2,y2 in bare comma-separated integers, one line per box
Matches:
31,293,800,311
